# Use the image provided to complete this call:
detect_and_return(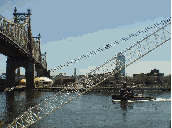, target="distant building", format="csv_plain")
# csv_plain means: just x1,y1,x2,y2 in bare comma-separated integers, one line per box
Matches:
116,52,125,76
117,52,125,76
53,74,77,85
133,69,164,85
146,69,164,85
63,78,76,85
133,73,147,84
147,69,164,77
74,68,76,77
